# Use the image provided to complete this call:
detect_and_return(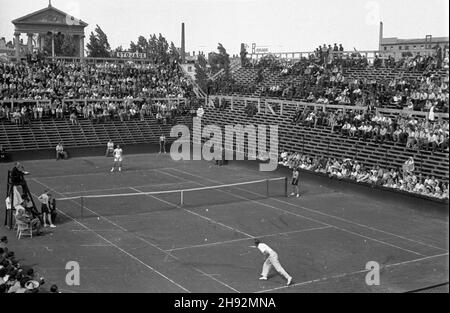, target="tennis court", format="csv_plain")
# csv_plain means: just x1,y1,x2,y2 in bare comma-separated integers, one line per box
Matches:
1,153,448,293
